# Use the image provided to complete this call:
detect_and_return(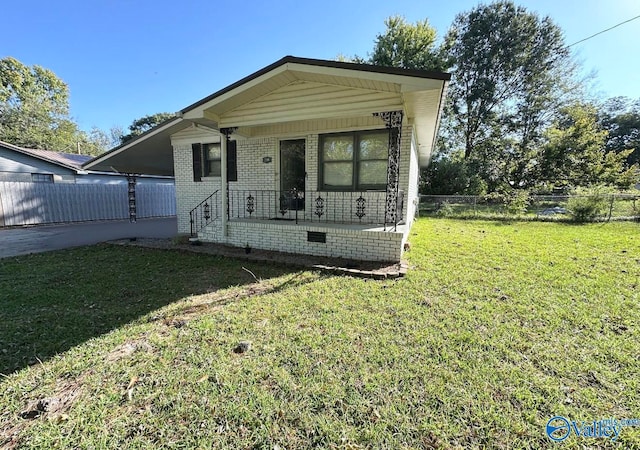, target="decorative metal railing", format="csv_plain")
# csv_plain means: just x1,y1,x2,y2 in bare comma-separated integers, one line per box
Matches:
189,190,220,236
228,189,404,227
